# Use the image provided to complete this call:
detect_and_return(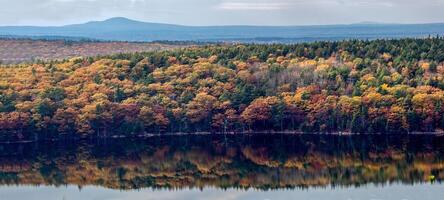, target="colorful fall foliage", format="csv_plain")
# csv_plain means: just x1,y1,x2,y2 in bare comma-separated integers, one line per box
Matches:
1,38,444,139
